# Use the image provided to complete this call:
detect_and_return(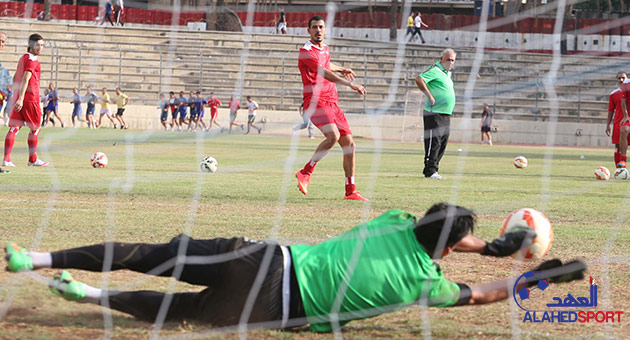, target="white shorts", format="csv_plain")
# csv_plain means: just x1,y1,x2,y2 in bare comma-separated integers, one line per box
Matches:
277,22,287,31
100,108,111,116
